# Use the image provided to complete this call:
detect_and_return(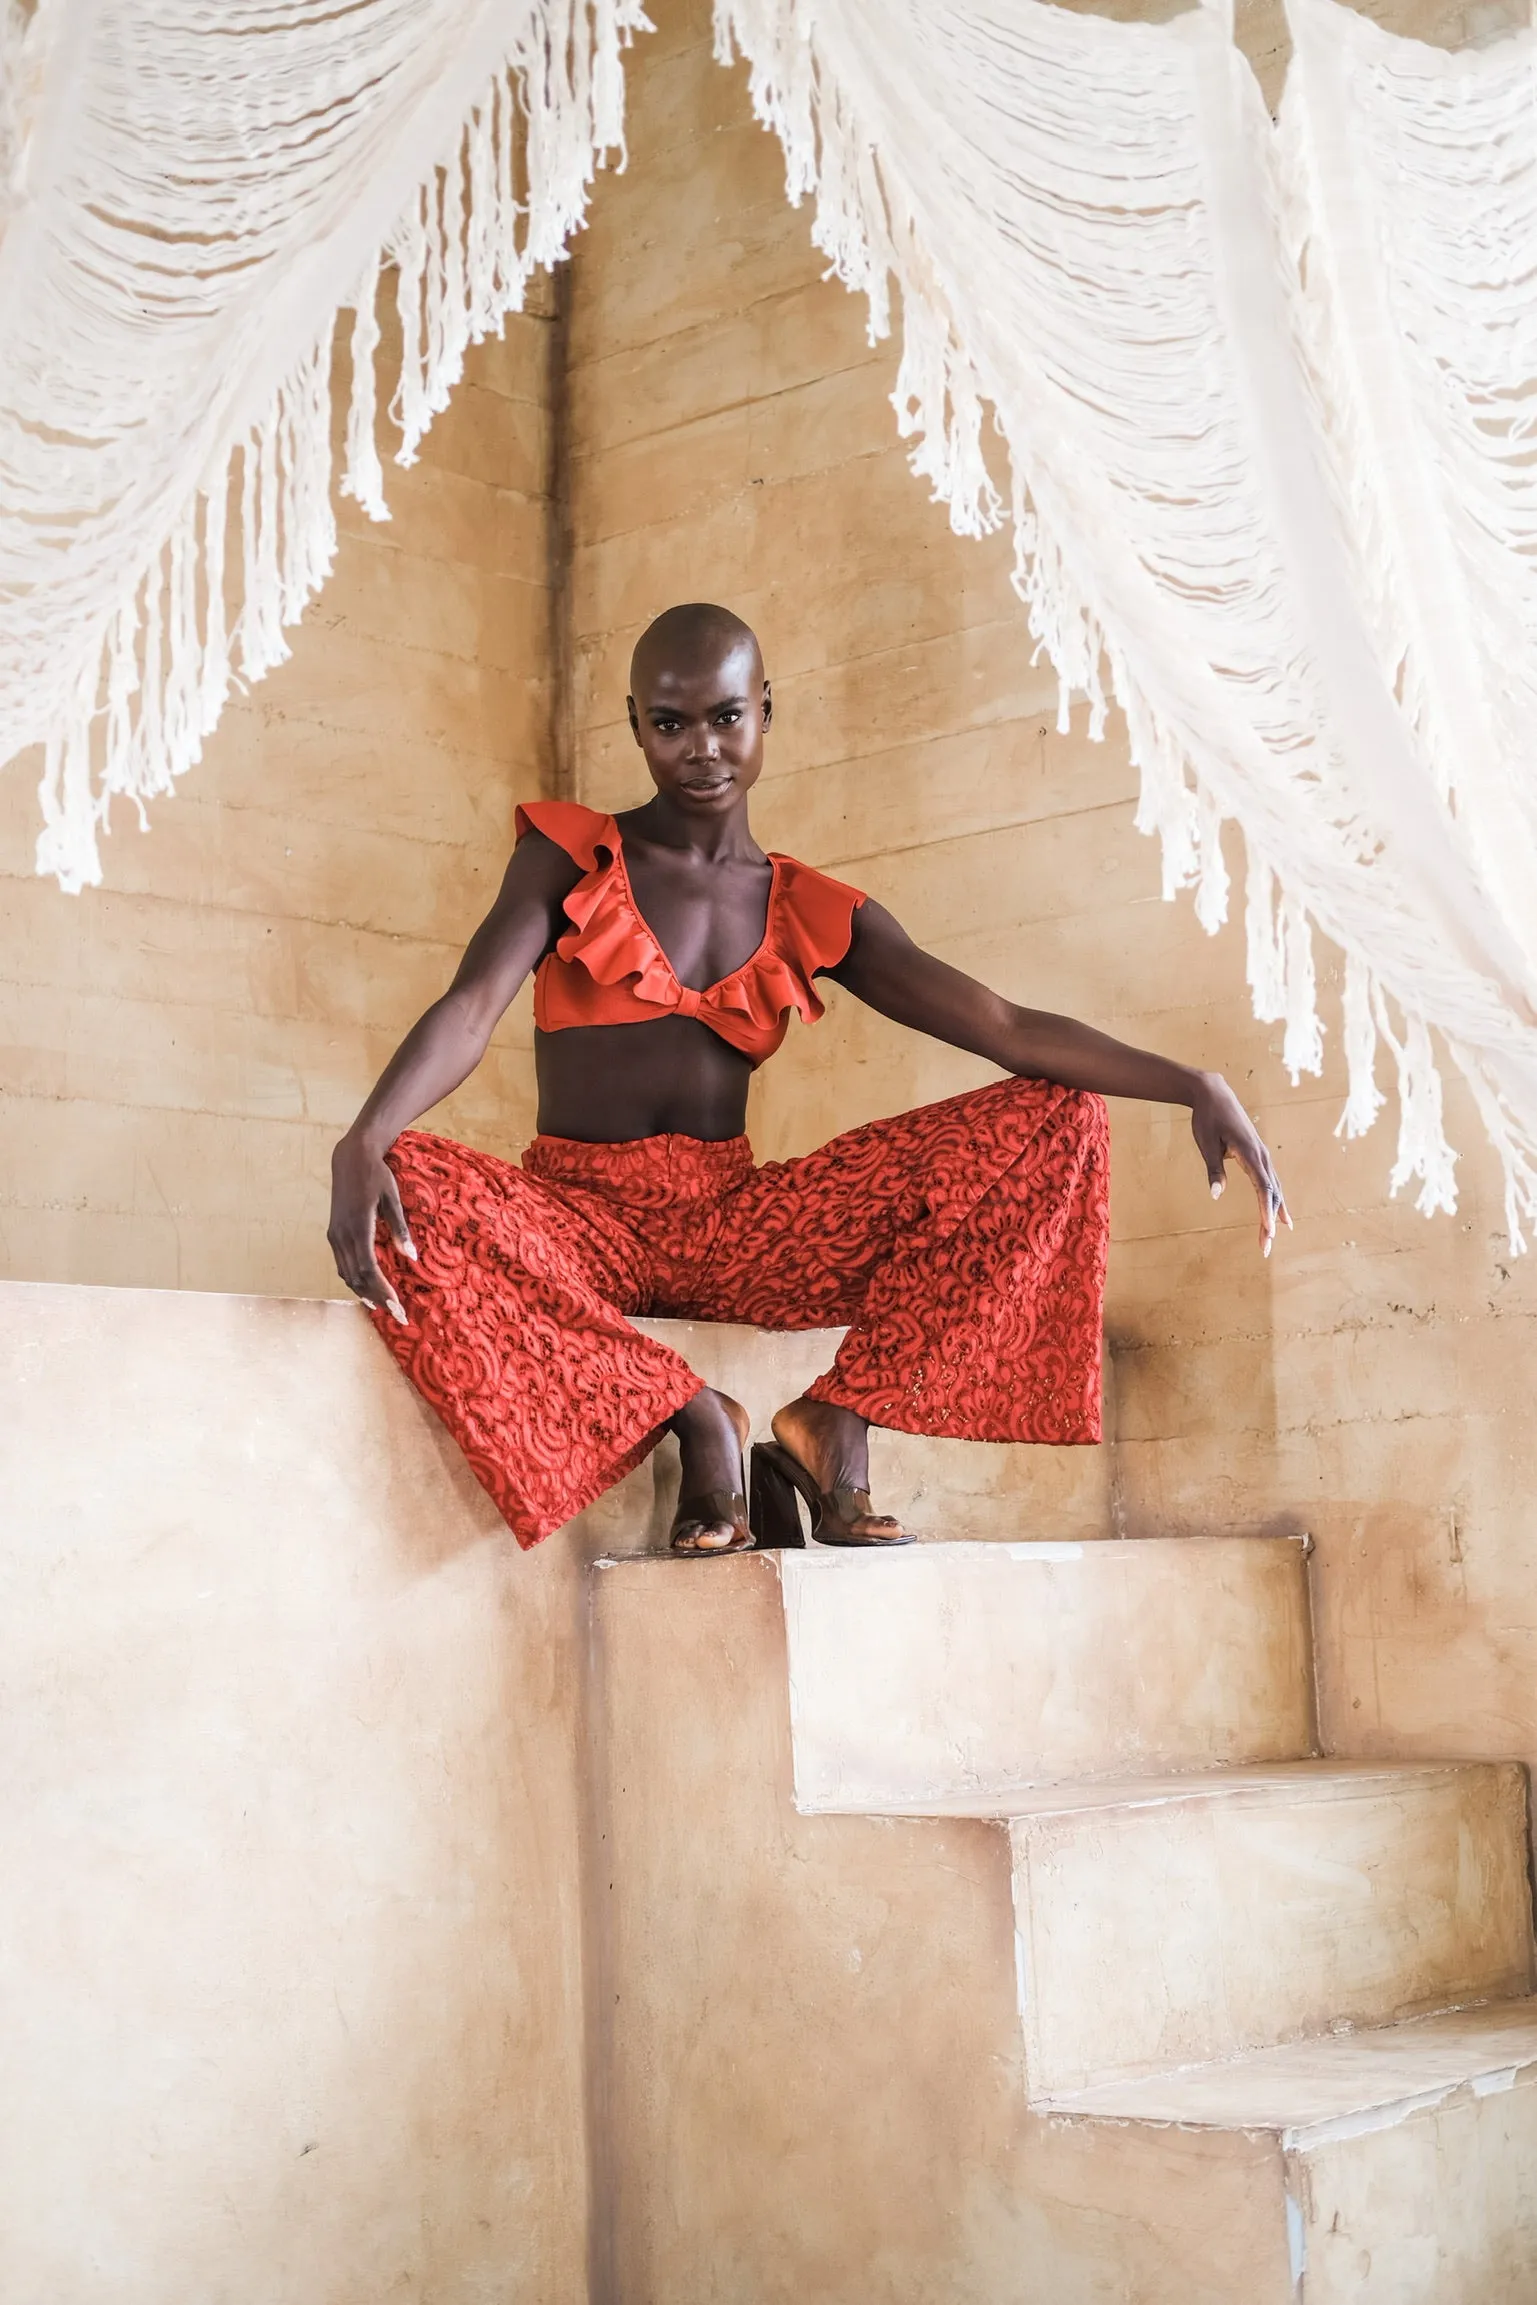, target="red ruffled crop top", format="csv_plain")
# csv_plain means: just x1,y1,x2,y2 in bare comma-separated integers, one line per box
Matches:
515,799,866,1068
